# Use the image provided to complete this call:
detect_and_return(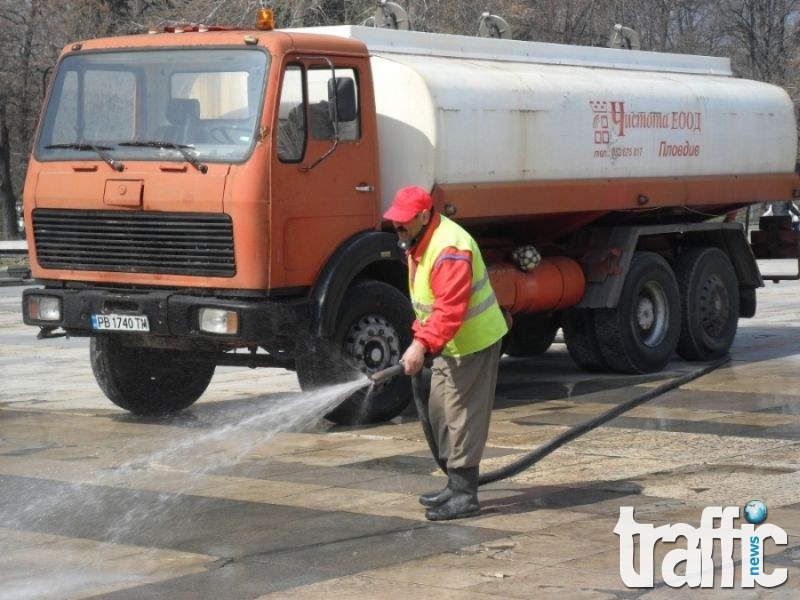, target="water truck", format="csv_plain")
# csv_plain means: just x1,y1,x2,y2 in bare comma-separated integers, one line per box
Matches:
21,17,800,424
